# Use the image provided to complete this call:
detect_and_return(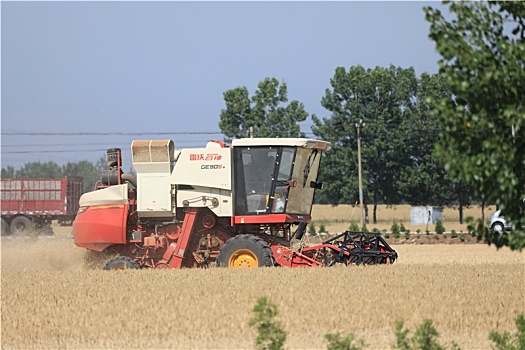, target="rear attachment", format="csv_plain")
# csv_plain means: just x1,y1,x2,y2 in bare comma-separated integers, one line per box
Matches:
272,231,398,267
